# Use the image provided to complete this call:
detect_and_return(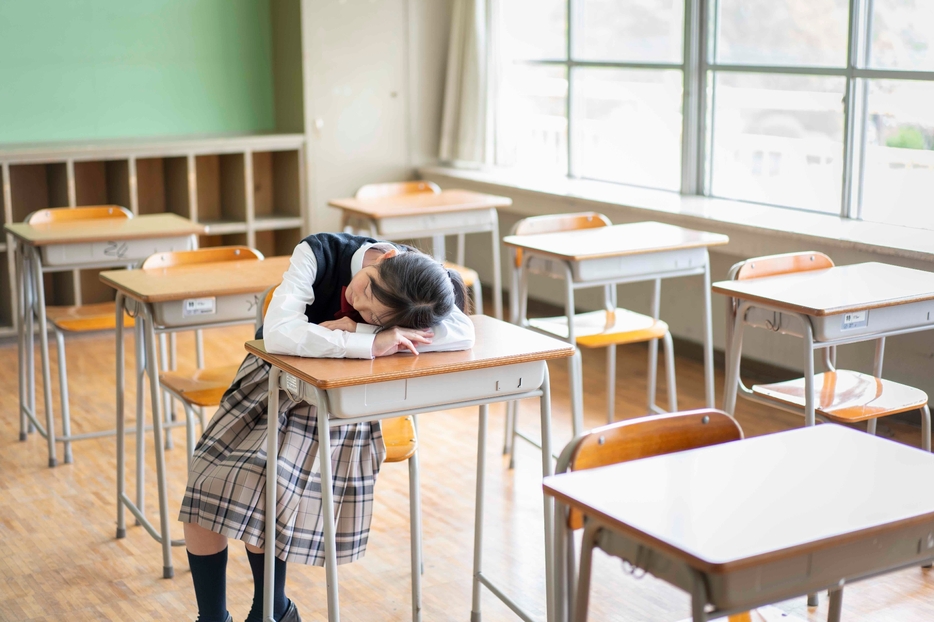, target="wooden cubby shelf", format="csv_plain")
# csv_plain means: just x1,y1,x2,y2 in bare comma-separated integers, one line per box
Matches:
0,133,306,338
